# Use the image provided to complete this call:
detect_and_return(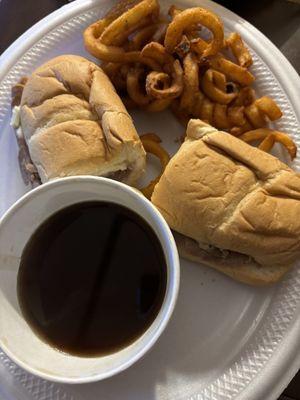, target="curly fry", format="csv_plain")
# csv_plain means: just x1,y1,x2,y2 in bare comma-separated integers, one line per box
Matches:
101,61,121,75
129,24,160,50
239,129,269,143
228,106,245,127
171,100,189,127
201,69,237,104
233,87,256,106
127,67,150,106
140,135,170,199
239,128,297,159
108,16,156,46
99,0,159,45
258,134,275,152
164,8,224,57
141,41,174,65
230,120,253,136
213,104,230,129
84,20,161,69
244,103,266,128
226,32,253,68
230,127,243,136
210,55,255,86
104,0,143,21
174,35,191,57
254,96,282,121
143,98,172,112
273,130,297,159
190,37,209,54
146,71,170,92
102,62,128,90
168,5,183,19
199,97,214,124
180,53,200,112
192,91,205,118
152,22,168,43
213,70,227,92
146,60,183,99
140,132,161,142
